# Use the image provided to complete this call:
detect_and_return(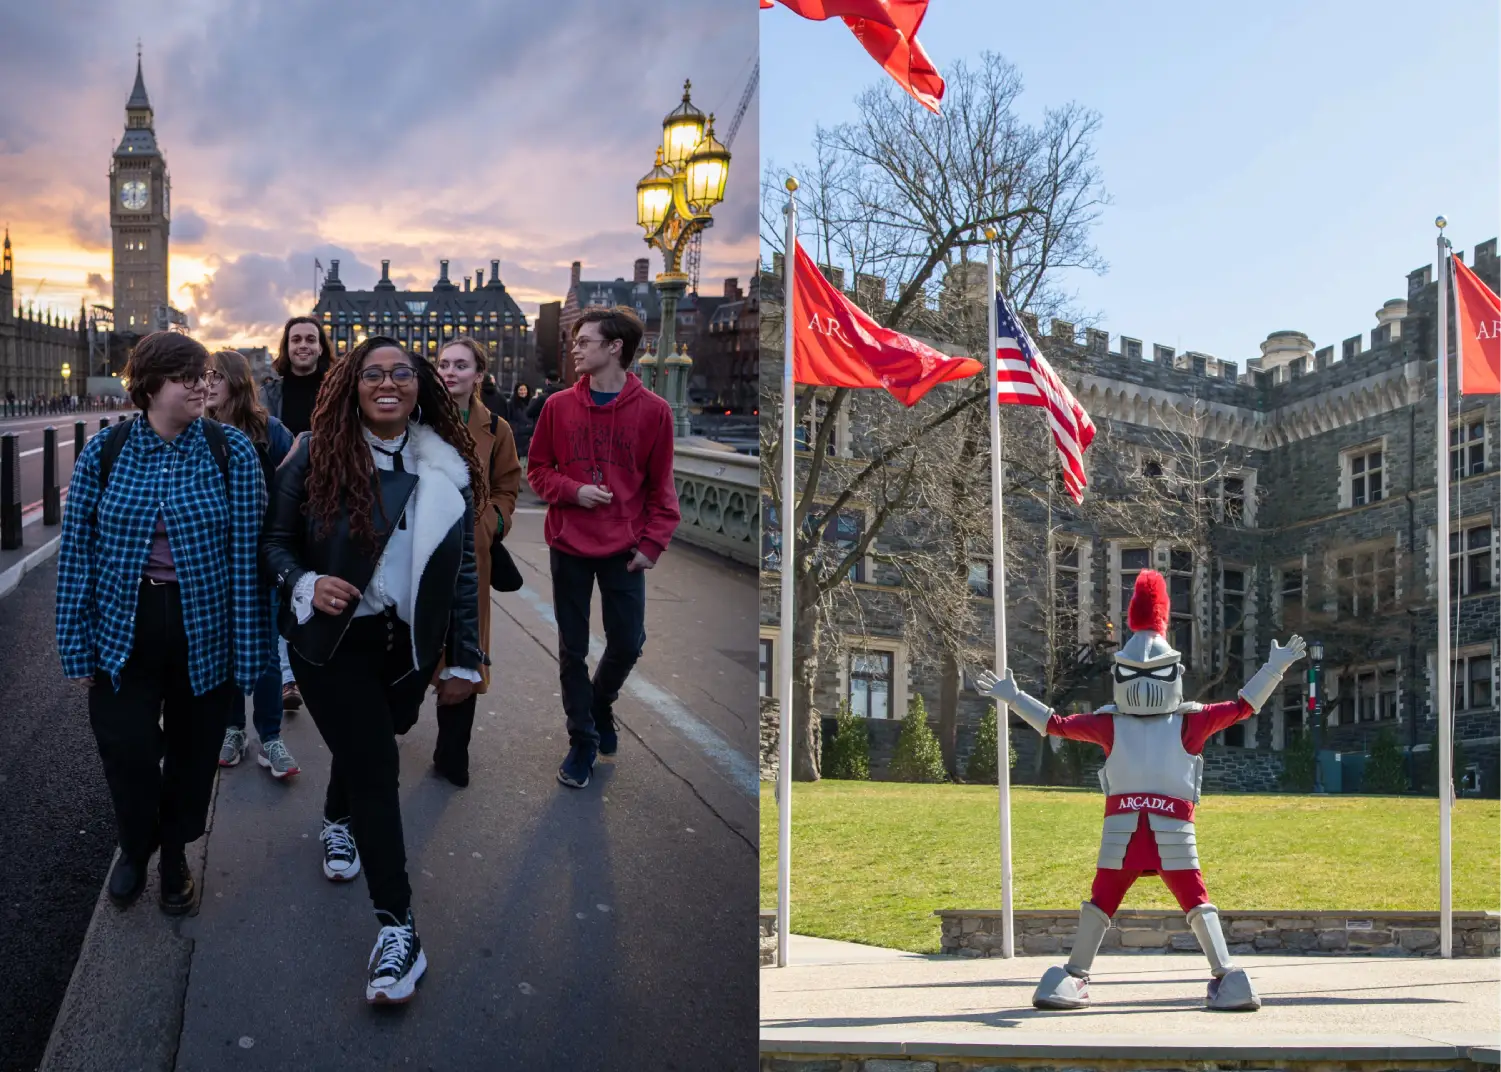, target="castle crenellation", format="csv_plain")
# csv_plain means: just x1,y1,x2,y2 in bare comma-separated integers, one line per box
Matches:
1050,239,1498,407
